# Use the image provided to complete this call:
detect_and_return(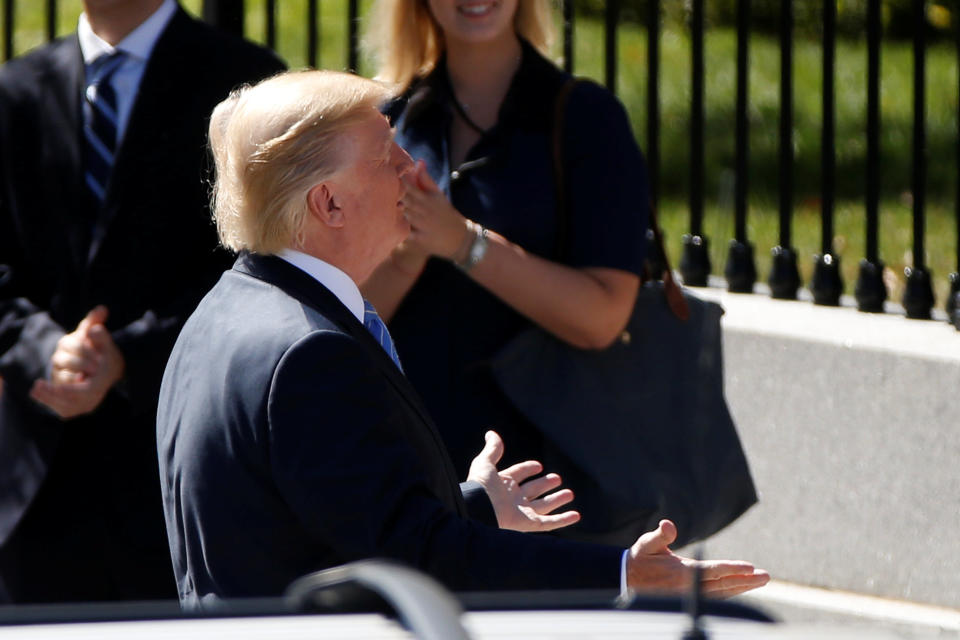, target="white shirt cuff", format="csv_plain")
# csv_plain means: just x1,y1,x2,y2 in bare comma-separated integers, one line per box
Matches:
620,549,630,597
